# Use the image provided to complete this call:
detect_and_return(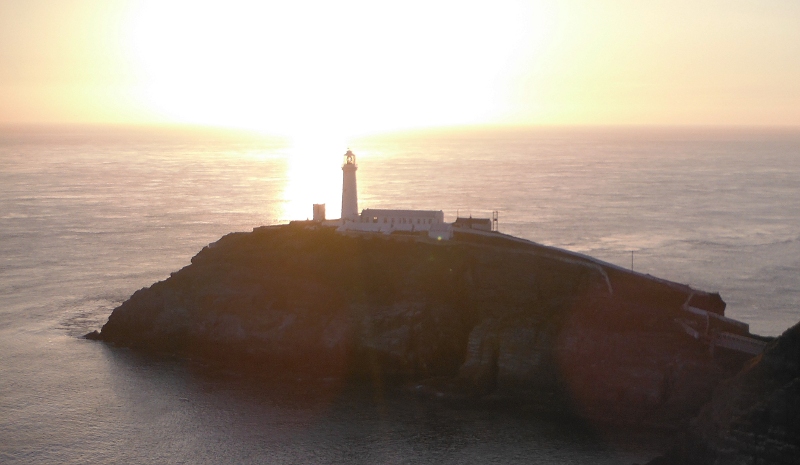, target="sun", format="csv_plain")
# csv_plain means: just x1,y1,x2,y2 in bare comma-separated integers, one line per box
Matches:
122,0,544,138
